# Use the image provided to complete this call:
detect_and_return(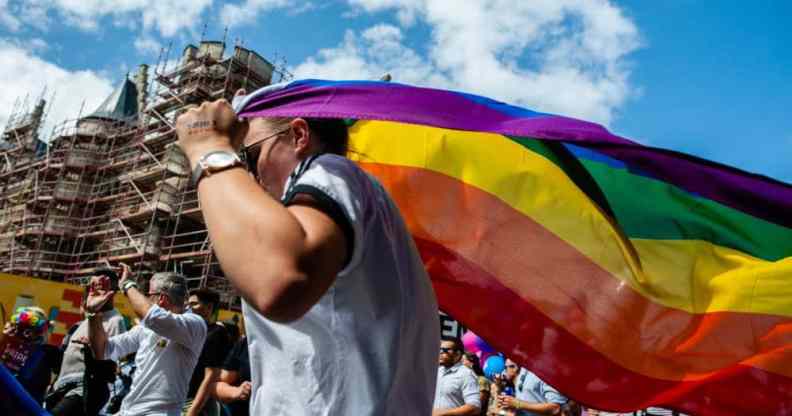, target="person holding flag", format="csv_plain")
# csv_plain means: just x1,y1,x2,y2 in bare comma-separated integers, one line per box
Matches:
175,88,440,415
